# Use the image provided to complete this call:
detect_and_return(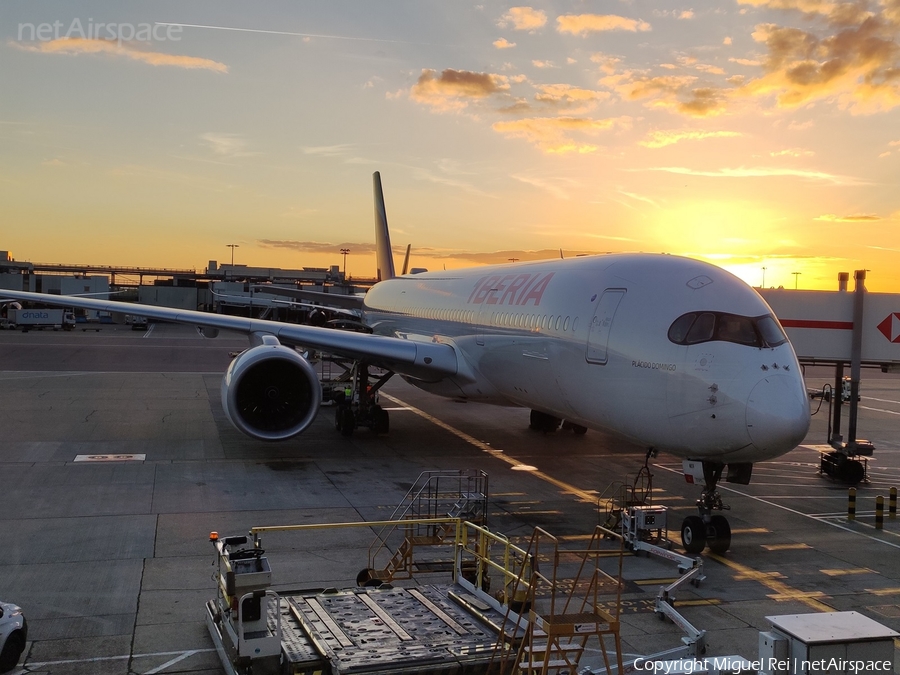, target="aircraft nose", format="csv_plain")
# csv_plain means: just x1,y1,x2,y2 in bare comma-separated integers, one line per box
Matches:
746,374,810,454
